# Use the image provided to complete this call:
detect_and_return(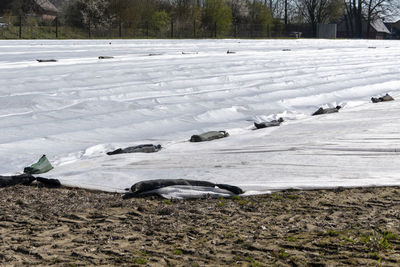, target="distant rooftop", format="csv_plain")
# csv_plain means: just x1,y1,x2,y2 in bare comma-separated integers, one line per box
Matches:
35,0,59,14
